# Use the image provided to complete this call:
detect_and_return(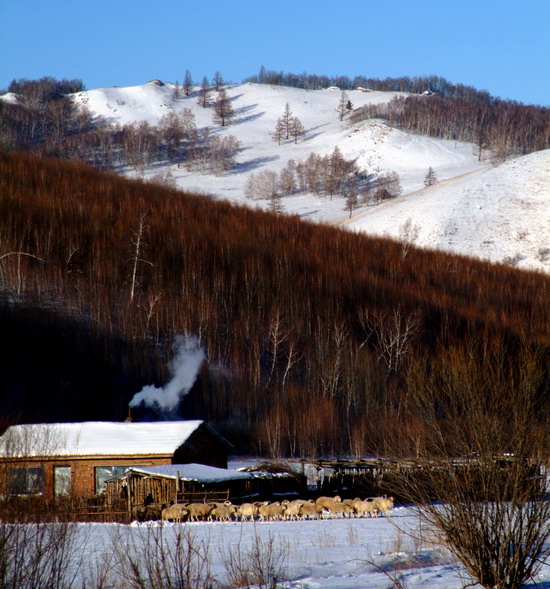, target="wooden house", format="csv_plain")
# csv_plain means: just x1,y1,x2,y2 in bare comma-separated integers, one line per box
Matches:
0,420,232,501
104,463,255,517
